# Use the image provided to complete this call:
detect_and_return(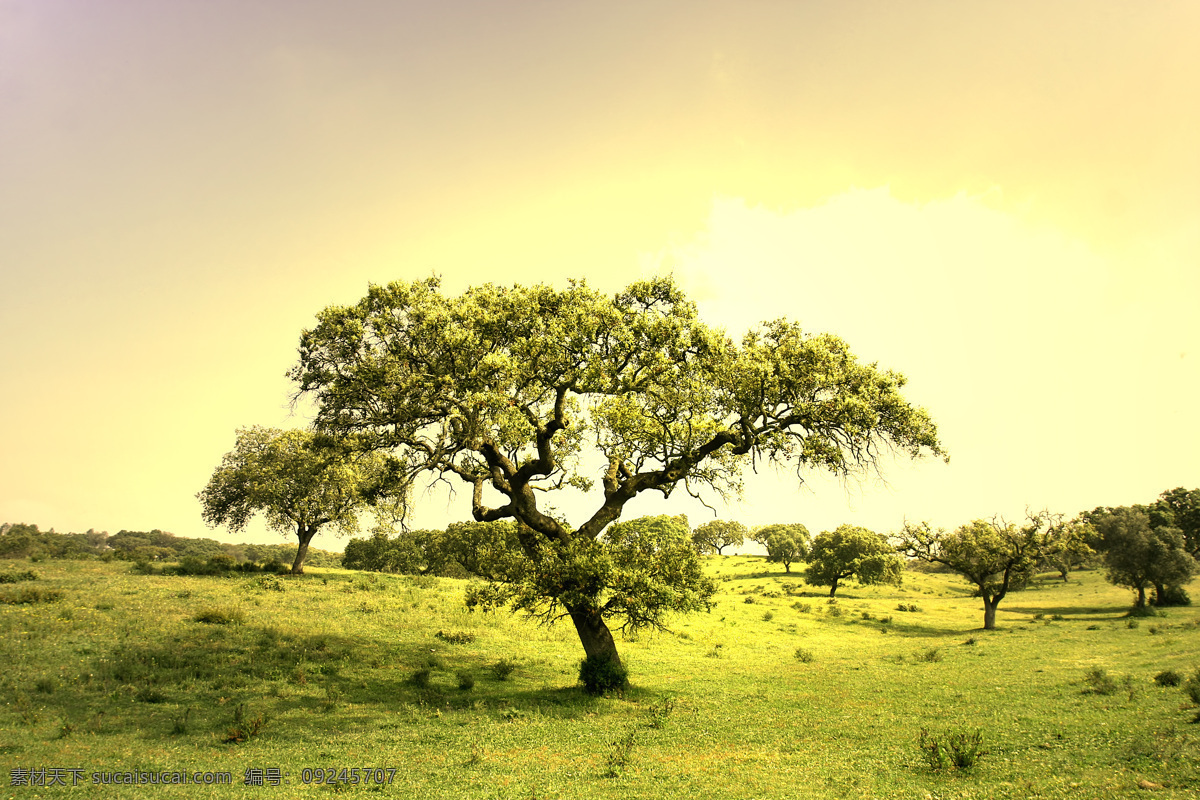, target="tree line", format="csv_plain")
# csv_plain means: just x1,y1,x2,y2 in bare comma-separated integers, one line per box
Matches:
0,522,342,569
